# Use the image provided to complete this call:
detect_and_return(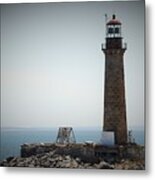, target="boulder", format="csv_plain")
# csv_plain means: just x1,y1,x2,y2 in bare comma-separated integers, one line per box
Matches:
28,164,35,168
98,161,114,169
71,159,79,168
75,157,81,163
84,163,91,168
